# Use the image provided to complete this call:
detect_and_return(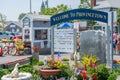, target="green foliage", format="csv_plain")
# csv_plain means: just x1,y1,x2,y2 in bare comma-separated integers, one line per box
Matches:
107,71,118,80
108,68,120,80
18,13,26,21
40,4,70,16
87,20,97,26
0,13,6,30
30,57,39,65
117,9,120,25
19,64,40,79
87,67,97,76
54,61,68,70
76,74,83,80
0,68,9,78
96,64,109,80
59,69,72,78
81,54,99,68
62,58,69,61
37,61,44,66
79,0,90,8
